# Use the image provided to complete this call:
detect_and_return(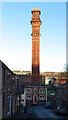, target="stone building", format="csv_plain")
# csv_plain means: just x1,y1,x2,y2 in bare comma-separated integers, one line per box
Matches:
13,71,68,85
17,74,45,86
25,82,47,104
41,72,68,85
0,60,18,119
13,70,31,75
22,8,47,105
56,82,68,109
